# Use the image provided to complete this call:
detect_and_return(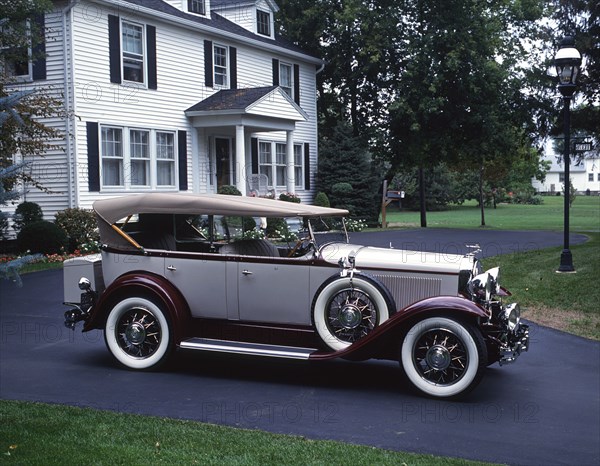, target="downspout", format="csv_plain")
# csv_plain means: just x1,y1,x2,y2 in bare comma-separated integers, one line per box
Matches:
62,1,78,208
